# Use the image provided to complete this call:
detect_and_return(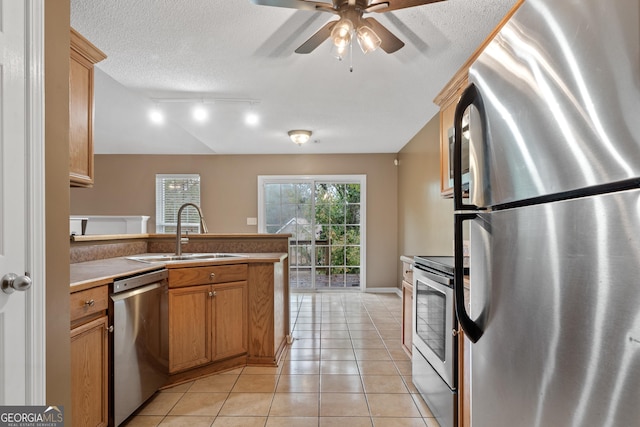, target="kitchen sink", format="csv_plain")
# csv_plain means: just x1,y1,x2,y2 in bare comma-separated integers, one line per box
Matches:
127,253,247,263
